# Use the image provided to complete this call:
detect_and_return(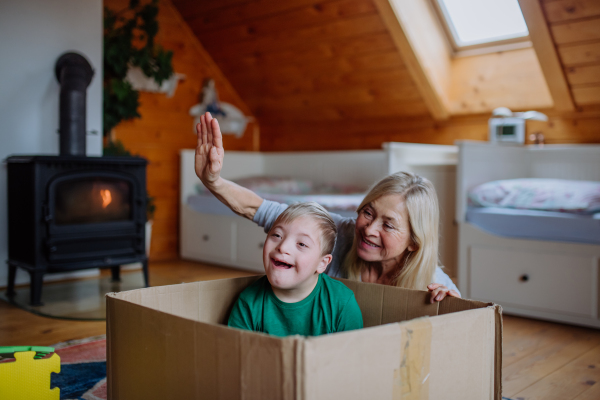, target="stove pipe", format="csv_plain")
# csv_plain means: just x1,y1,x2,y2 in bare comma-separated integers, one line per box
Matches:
55,52,94,156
